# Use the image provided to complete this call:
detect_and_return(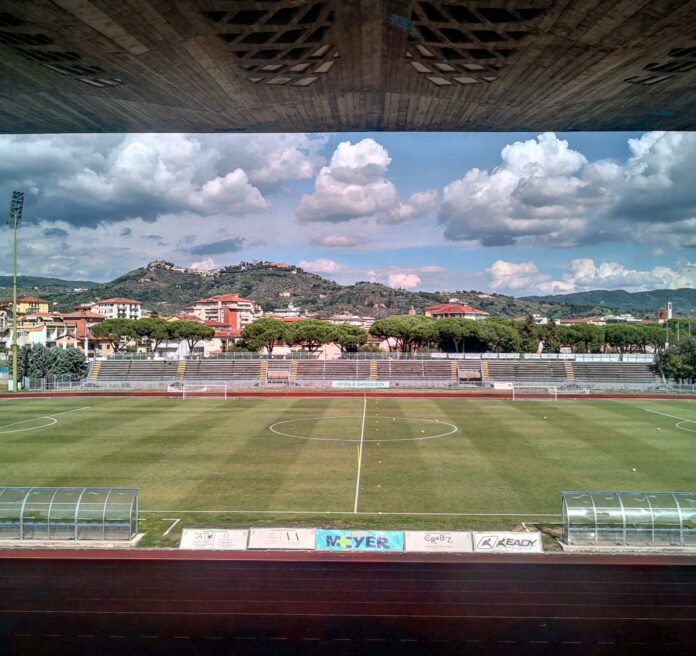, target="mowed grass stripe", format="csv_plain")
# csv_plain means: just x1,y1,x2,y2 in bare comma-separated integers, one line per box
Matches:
146,398,300,510
181,398,315,511
359,398,454,514
269,397,364,512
